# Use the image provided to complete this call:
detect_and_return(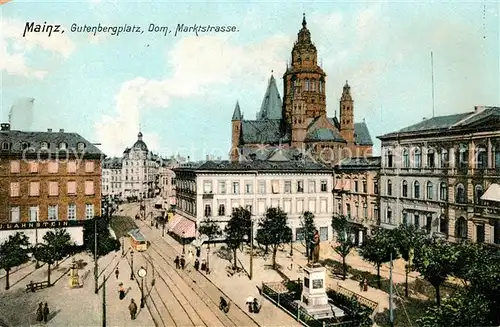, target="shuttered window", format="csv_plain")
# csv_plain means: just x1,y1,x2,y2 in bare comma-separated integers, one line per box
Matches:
10,182,20,197
49,182,58,196
30,182,40,196
85,181,94,195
